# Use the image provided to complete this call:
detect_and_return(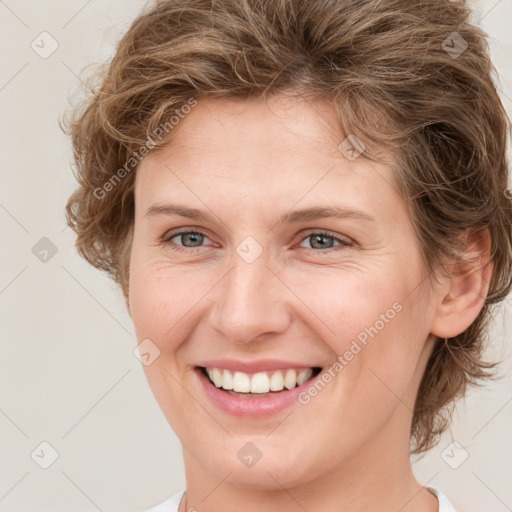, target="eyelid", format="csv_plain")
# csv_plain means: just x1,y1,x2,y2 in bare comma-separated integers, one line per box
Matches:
162,229,213,250
299,229,352,244
162,227,353,253
295,229,353,251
